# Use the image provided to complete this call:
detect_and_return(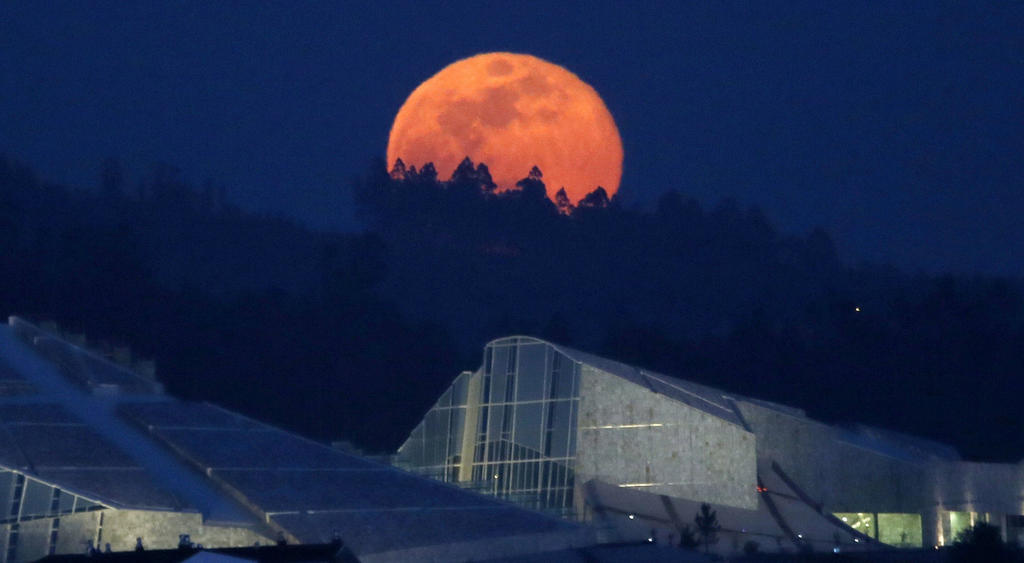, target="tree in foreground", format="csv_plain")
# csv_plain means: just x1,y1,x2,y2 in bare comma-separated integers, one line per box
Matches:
695,503,721,554
677,524,699,549
952,522,1022,562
